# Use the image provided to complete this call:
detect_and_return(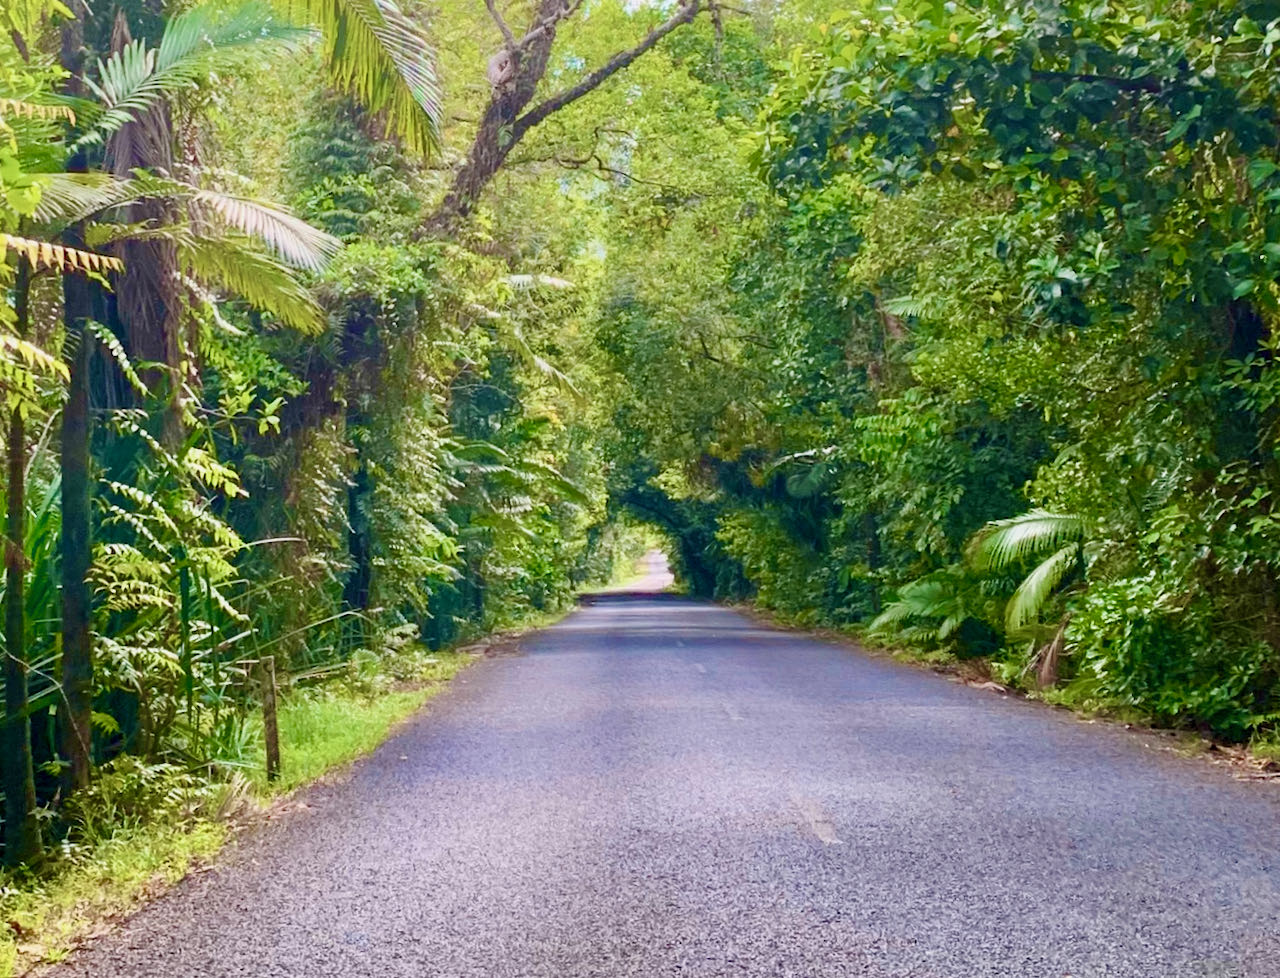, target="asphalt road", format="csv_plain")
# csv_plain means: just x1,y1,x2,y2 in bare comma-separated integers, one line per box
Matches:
53,588,1280,977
